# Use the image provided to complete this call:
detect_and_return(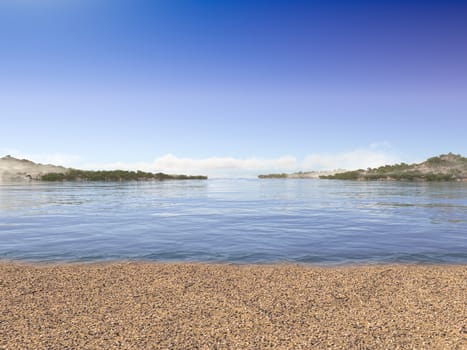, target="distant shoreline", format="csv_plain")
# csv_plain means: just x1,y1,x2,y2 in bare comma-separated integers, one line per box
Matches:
0,155,208,182
258,169,344,179
259,153,467,182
